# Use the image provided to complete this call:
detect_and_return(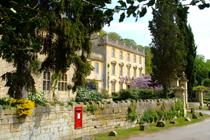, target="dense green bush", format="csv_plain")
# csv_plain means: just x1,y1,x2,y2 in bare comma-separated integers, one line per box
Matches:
28,92,48,106
140,100,184,123
86,104,97,114
113,88,164,101
141,109,158,123
127,102,138,122
172,100,184,117
203,78,210,87
0,97,15,109
75,87,103,102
